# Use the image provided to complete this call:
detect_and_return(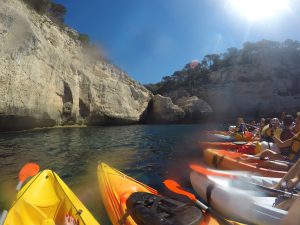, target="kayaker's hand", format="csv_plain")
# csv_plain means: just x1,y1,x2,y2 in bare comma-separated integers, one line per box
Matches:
64,214,78,225
287,177,299,189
